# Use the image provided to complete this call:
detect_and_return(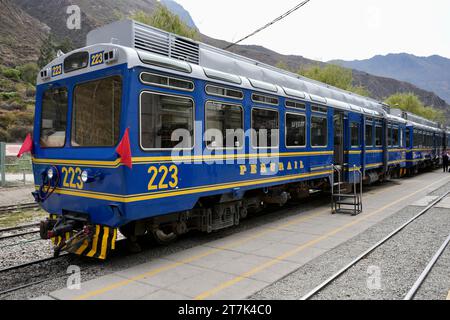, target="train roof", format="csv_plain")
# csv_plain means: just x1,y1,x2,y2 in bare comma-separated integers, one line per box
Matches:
86,20,387,115
38,20,445,130
390,108,441,132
